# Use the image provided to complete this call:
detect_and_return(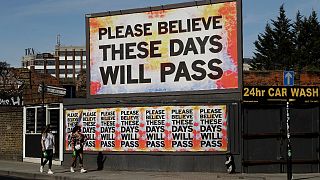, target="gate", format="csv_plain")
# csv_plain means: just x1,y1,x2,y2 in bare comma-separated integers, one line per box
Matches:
242,103,320,173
